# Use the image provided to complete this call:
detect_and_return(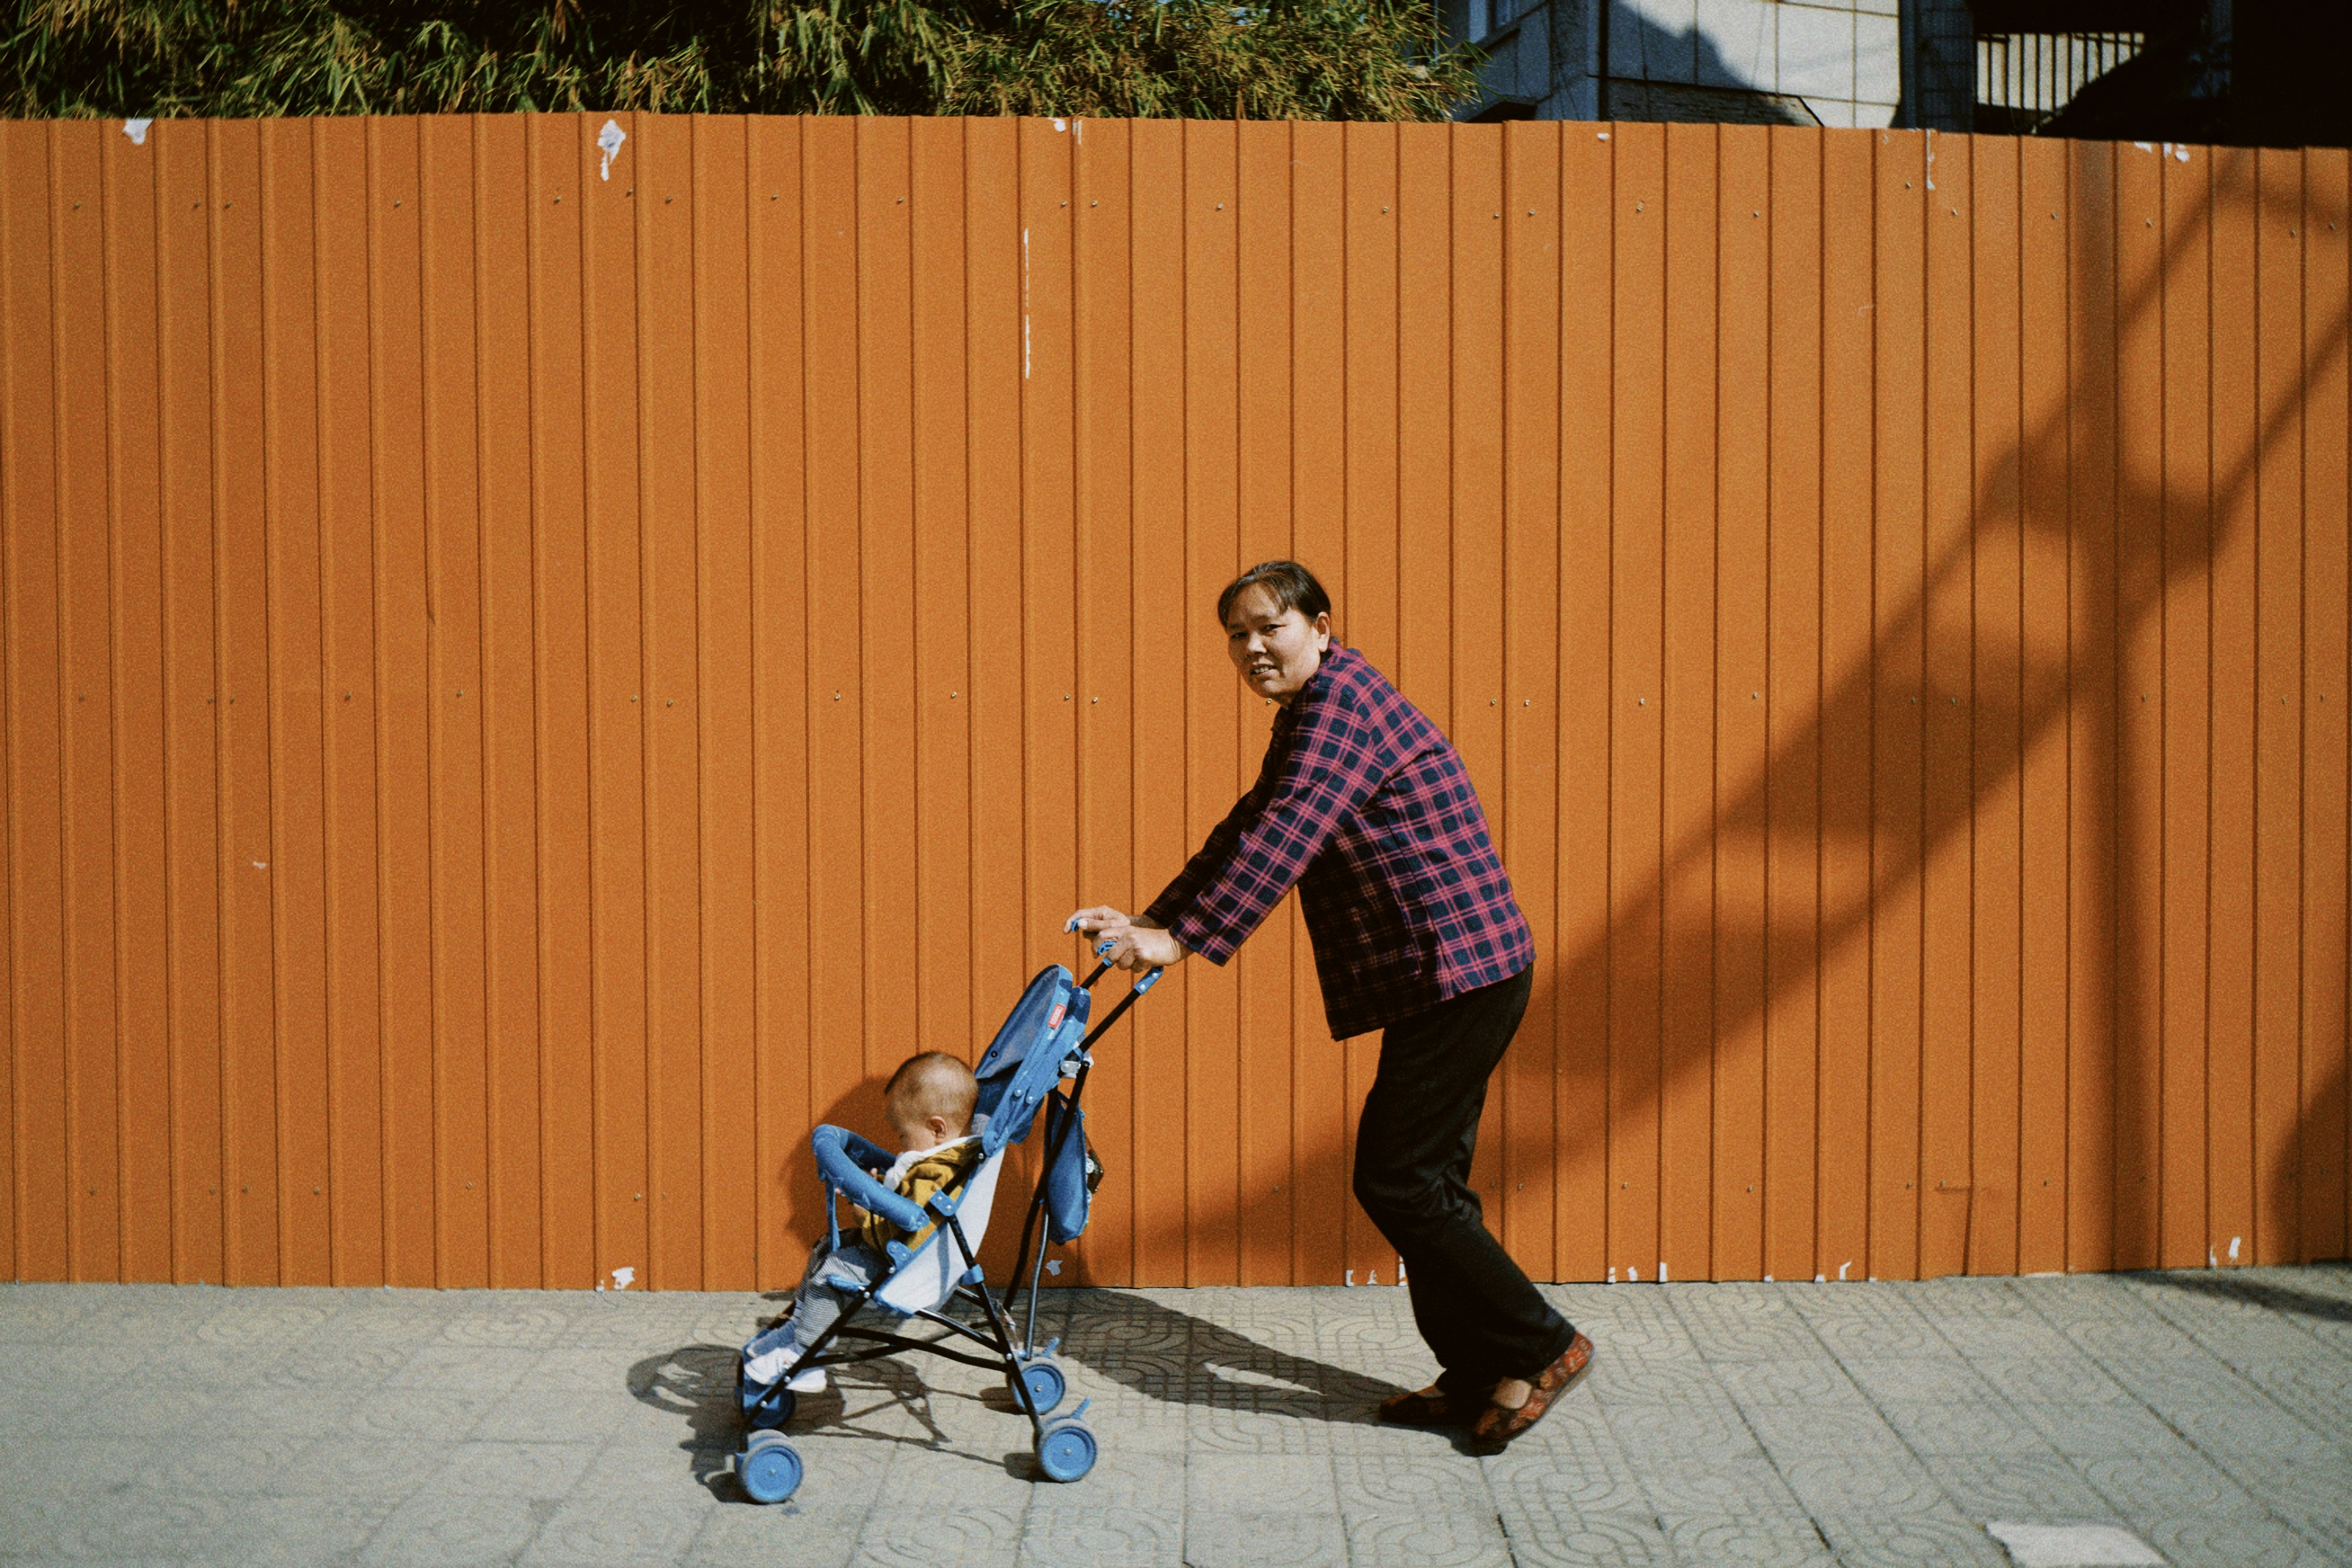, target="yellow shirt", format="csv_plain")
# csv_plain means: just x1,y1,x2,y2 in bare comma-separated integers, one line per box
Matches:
858,1137,985,1252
